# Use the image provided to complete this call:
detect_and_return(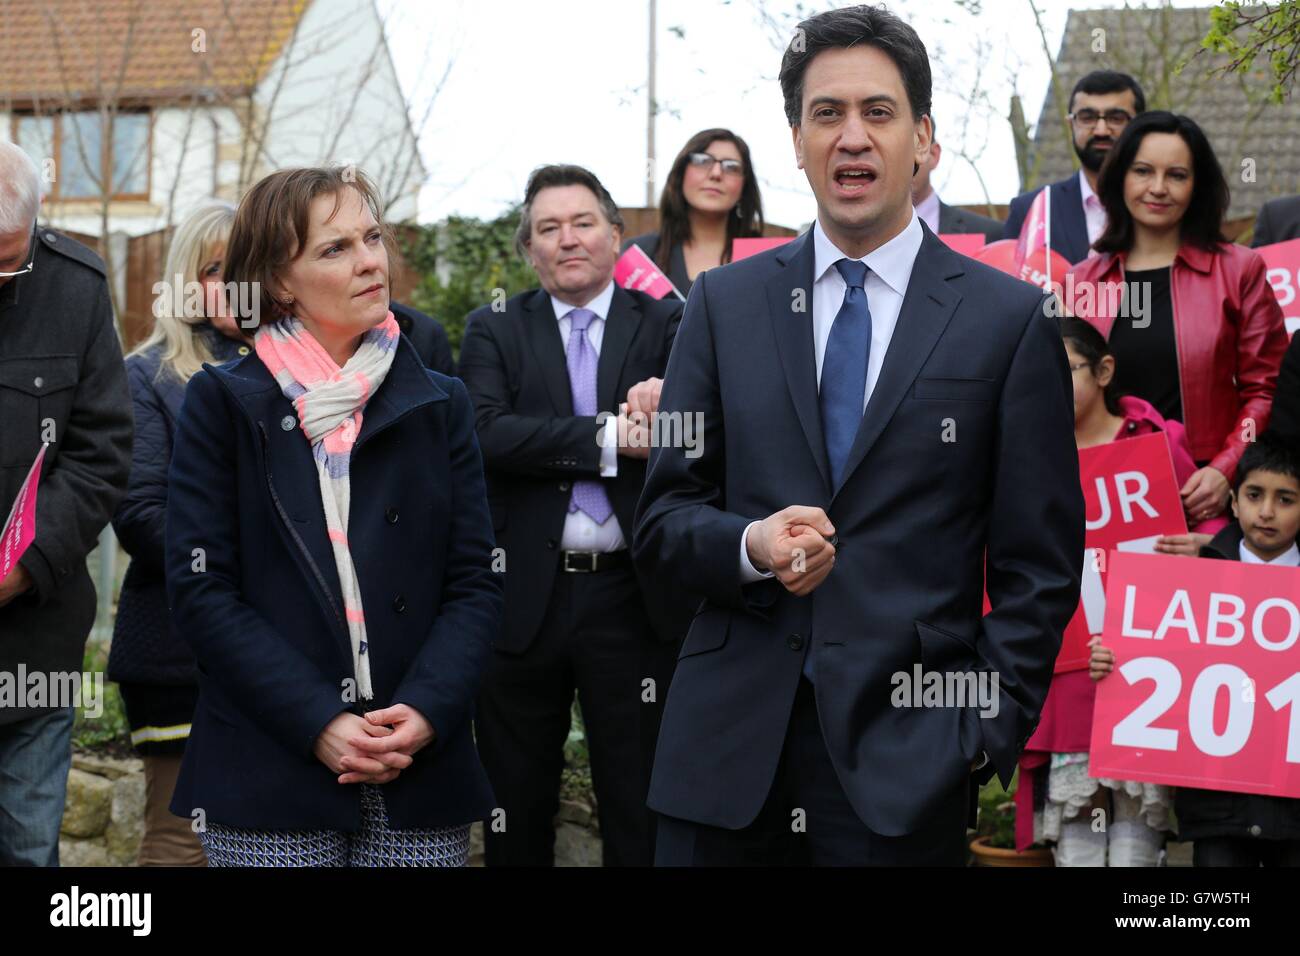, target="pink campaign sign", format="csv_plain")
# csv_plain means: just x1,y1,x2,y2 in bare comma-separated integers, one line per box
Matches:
614,245,683,301
1256,237,1300,338
1,443,47,583
731,237,793,262
1090,550,1300,798
1057,432,1188,673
